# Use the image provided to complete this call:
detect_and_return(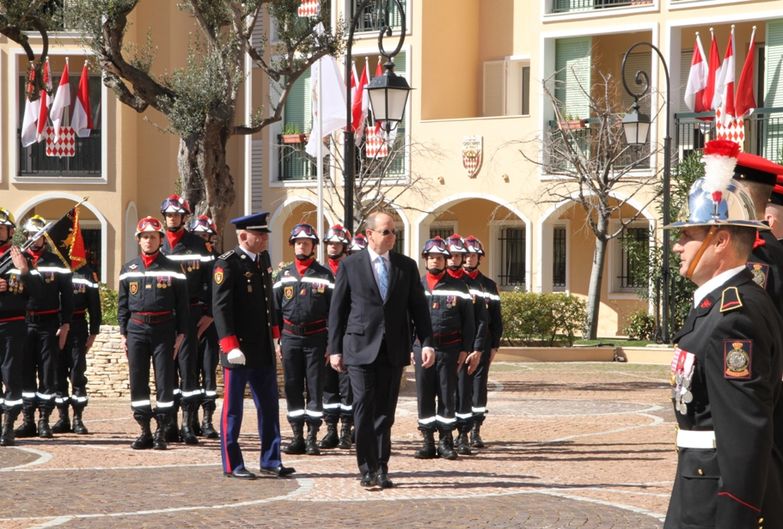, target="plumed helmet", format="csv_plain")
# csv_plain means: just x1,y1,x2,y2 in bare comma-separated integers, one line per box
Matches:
289,223,319,245
189,214,216,235
664,140,769,231
464,235,485,256
349,233,367,252
421,236,451,258
160,194,191,215
0,207,16,228
323,224,352,245
22,214,47,237
135,216,165,237
446,233,468,254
